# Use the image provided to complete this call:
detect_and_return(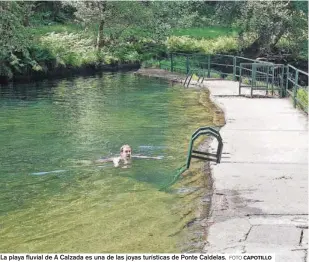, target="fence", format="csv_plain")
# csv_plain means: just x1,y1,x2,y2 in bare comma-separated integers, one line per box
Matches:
285,65,308,113
238,63,285,97
157,53,272,80
146,53,308,113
